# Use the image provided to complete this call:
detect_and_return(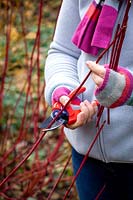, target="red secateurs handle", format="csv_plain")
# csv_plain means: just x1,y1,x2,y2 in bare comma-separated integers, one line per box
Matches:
52,87,86,125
